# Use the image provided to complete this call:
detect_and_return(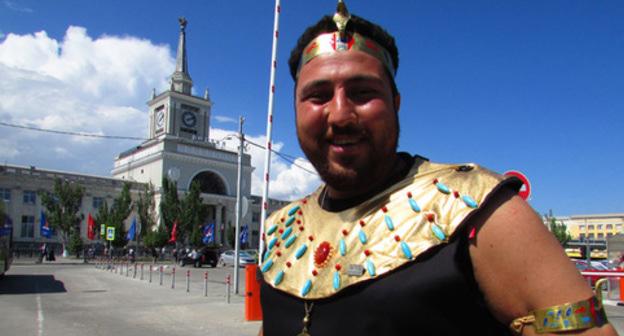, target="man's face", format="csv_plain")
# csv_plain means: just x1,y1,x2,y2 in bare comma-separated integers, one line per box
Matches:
295,49,400,198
